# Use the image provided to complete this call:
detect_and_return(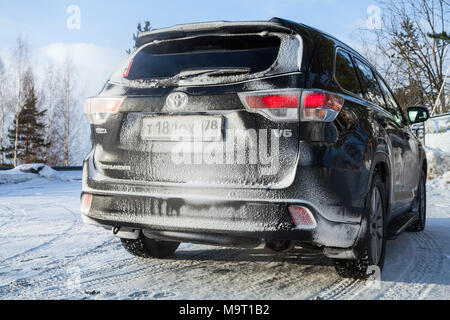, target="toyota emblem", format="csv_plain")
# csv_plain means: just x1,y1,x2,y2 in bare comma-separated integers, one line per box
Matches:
165,92,188,110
